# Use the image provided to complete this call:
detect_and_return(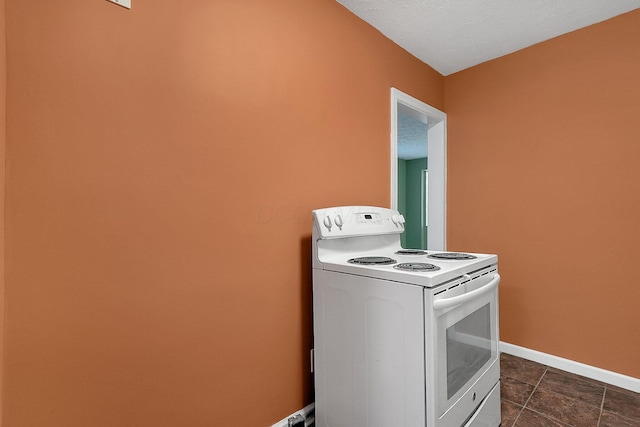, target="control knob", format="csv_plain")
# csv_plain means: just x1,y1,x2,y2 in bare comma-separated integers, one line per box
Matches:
334,214,344,230
323,216,332,231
